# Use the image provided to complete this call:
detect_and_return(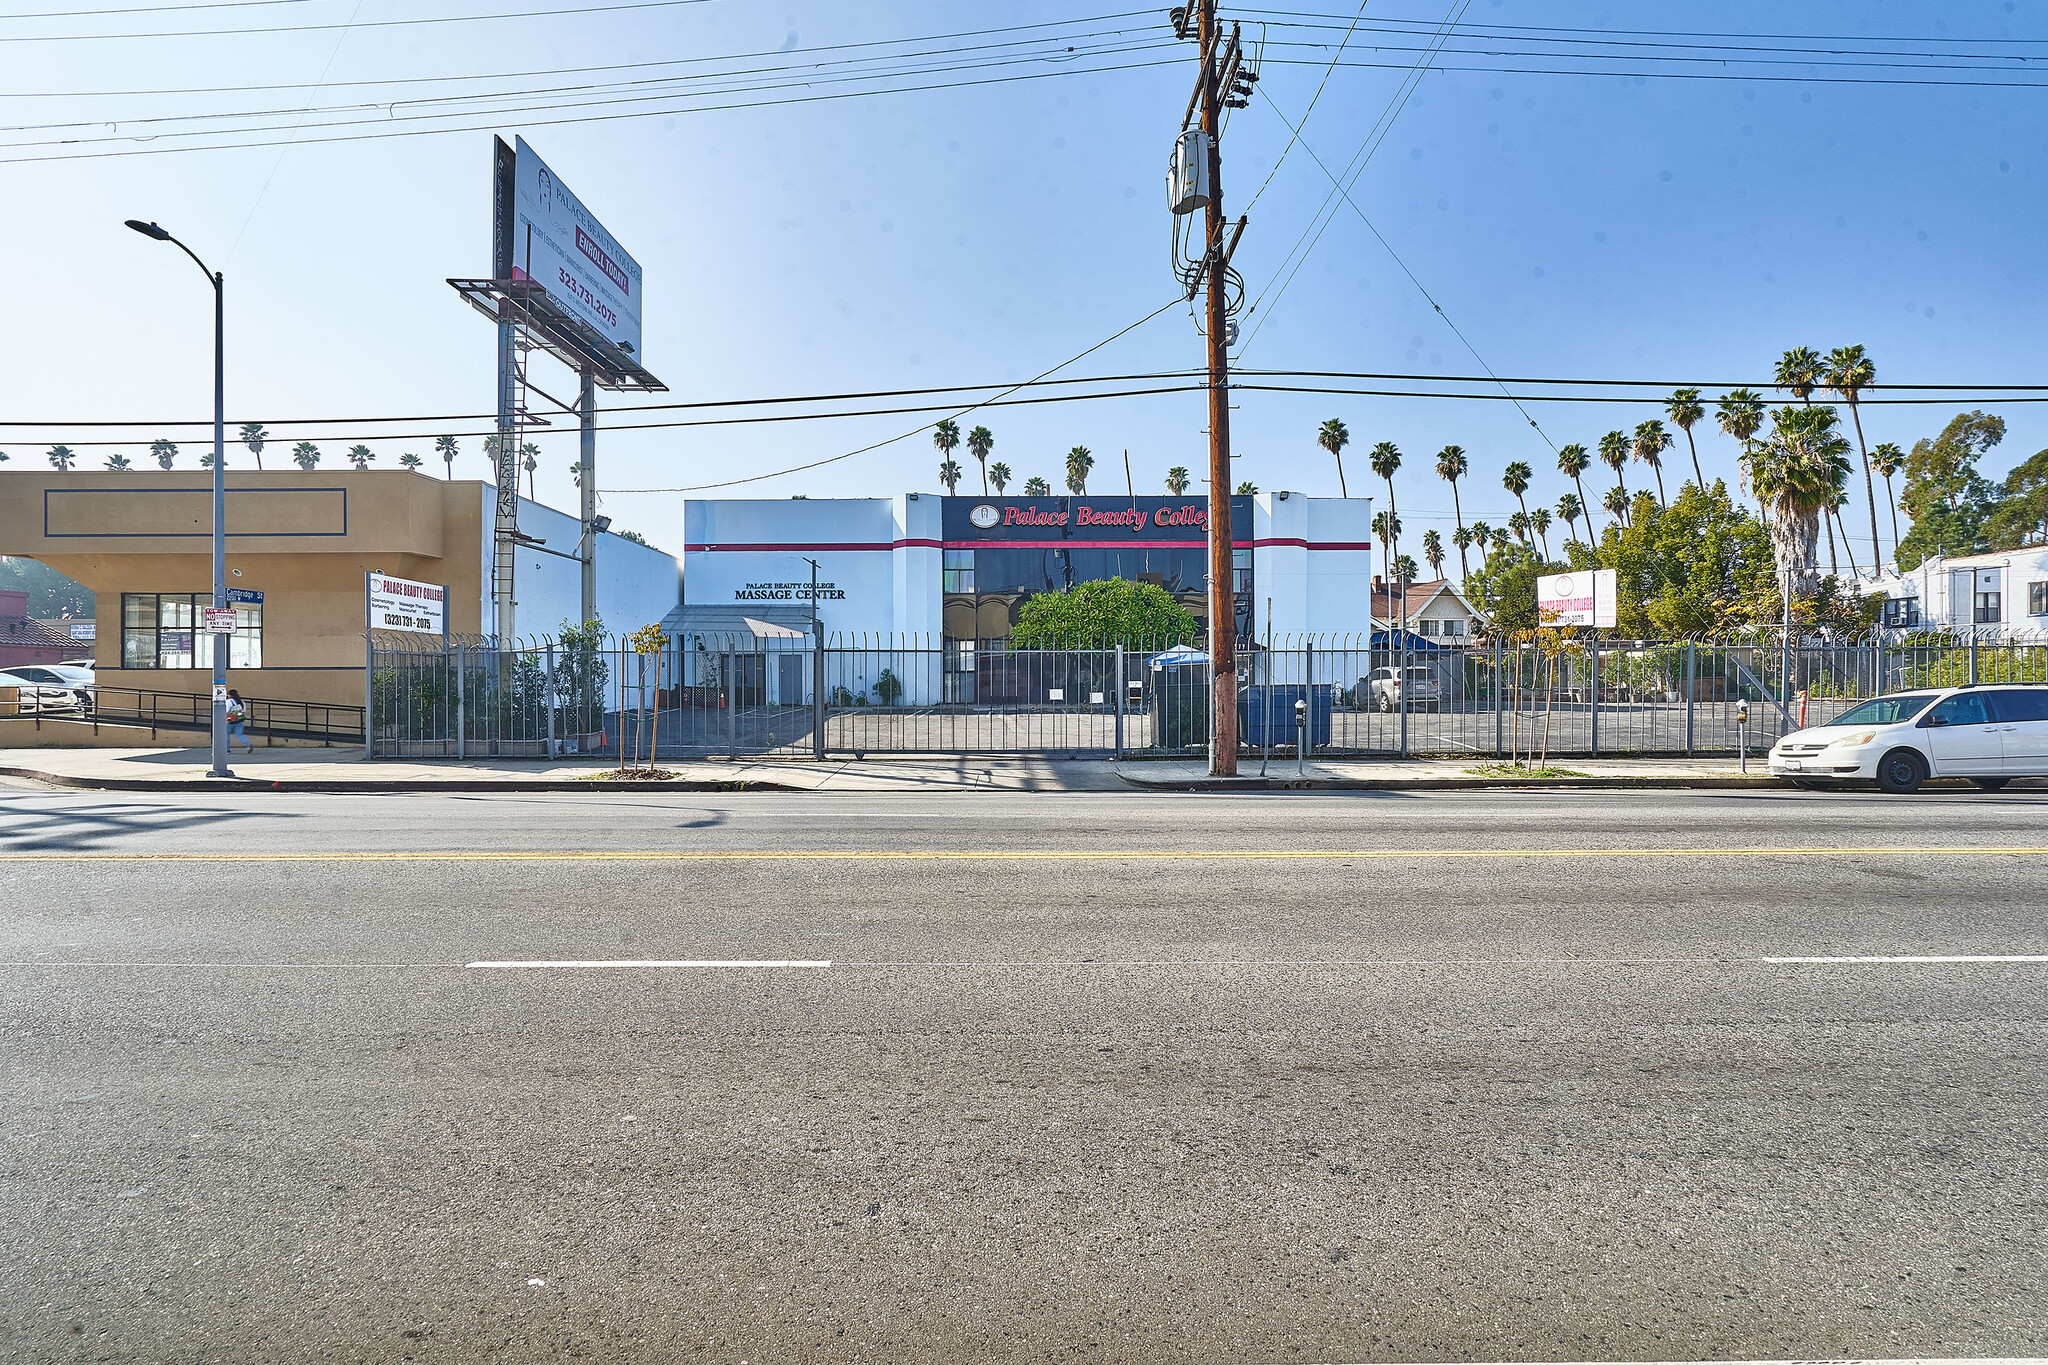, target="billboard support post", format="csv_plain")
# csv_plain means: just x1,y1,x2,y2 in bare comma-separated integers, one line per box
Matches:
580,367,598,625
